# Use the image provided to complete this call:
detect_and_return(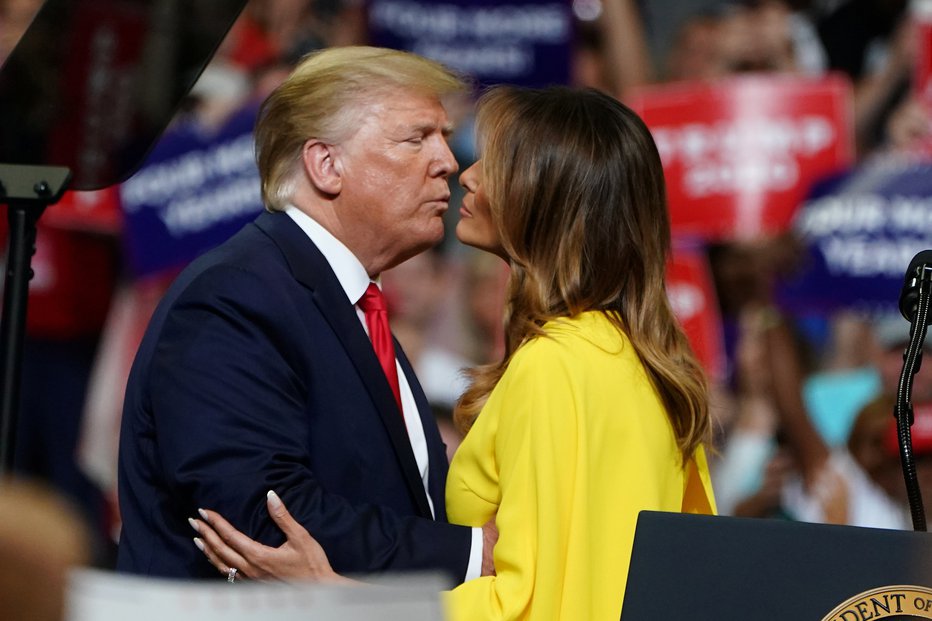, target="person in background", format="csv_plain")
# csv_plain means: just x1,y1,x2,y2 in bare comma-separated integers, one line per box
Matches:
382,249,474,461
663,0,825,81
722,311,932,528
705,237,852,522
784,314,932,529
381,248,471,412
191,85,717,621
